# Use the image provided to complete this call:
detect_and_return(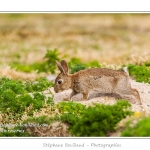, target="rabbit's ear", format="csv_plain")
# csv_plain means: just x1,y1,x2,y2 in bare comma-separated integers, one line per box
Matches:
55,60,66,74
60,60,69,74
